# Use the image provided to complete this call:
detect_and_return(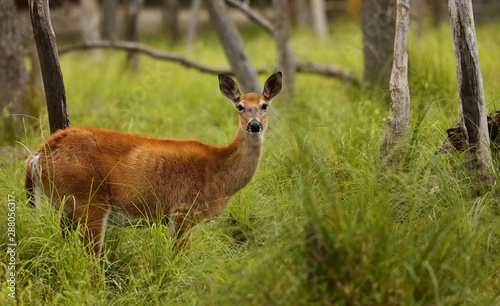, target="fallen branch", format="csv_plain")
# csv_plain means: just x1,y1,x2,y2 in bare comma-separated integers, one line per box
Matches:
58,40,361,84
